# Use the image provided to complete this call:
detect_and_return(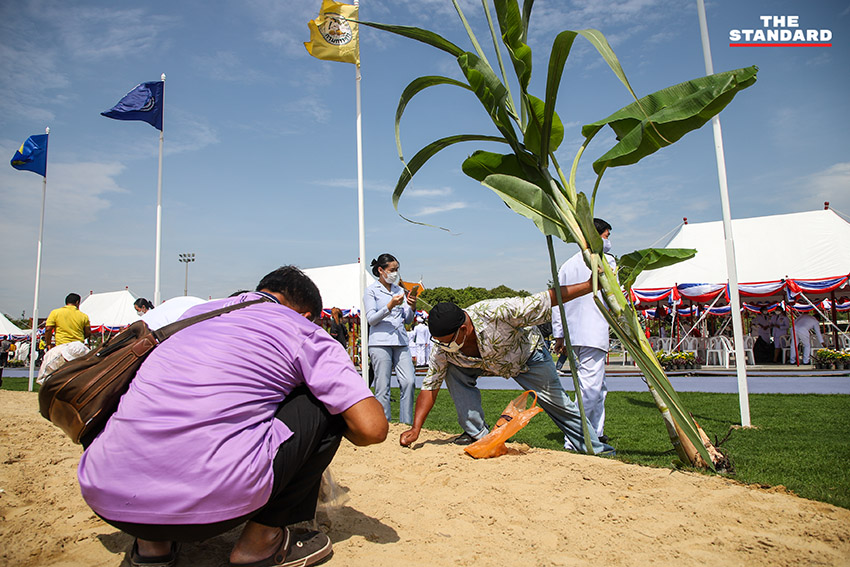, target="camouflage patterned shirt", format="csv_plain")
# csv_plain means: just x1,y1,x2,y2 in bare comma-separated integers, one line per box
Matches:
421,291,551,391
